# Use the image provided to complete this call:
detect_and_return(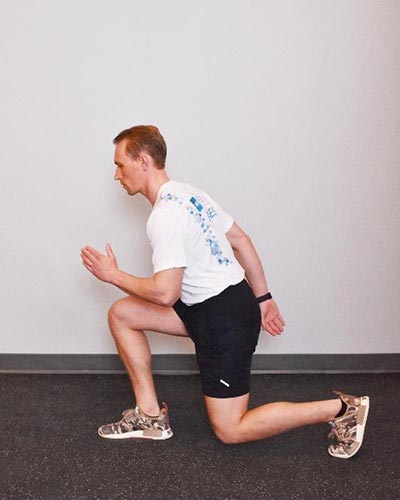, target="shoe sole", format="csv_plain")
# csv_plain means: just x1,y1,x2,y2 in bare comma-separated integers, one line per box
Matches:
98,428,173,440
328,395,370,459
